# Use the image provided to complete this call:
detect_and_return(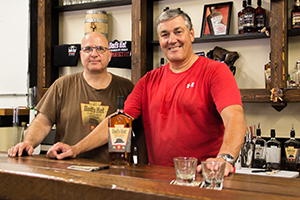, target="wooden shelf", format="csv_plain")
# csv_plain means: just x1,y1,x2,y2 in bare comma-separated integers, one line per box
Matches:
53,0,131,12
240,88,300,103
288,28,300,37
150,33,268,45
